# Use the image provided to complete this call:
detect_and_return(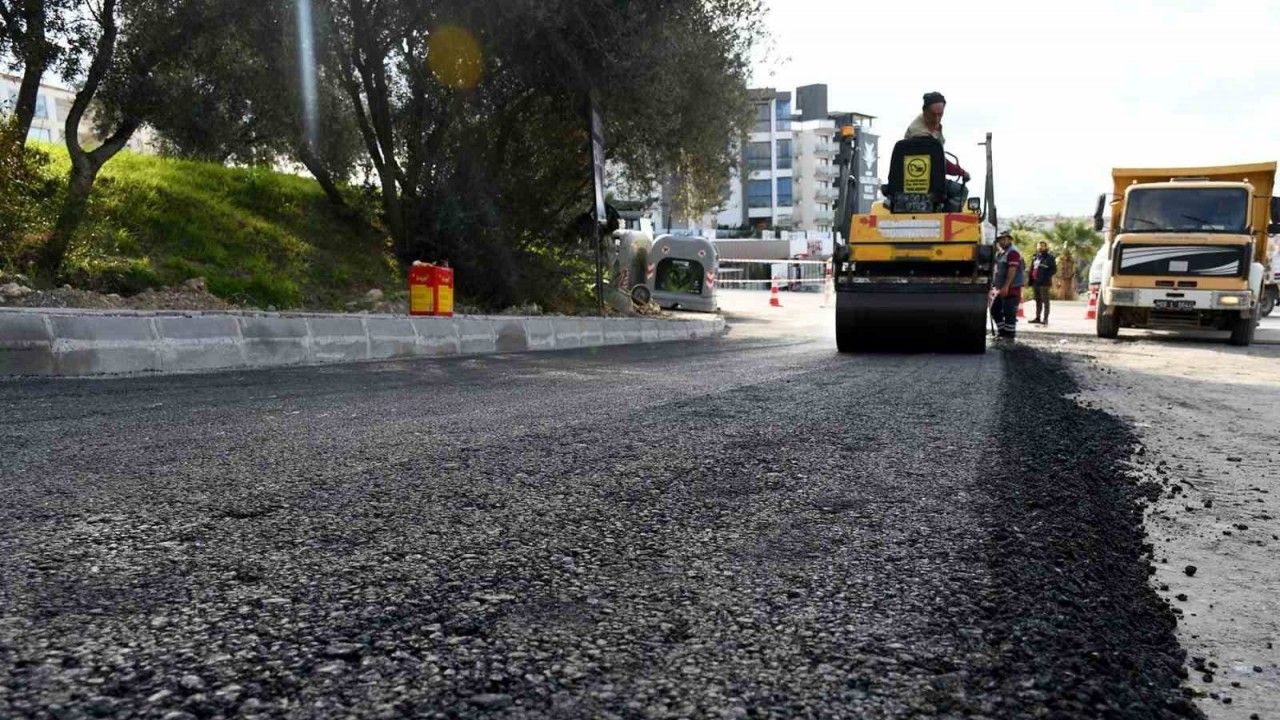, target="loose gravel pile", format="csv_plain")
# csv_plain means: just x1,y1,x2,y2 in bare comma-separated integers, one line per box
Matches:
0,341,1196,718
